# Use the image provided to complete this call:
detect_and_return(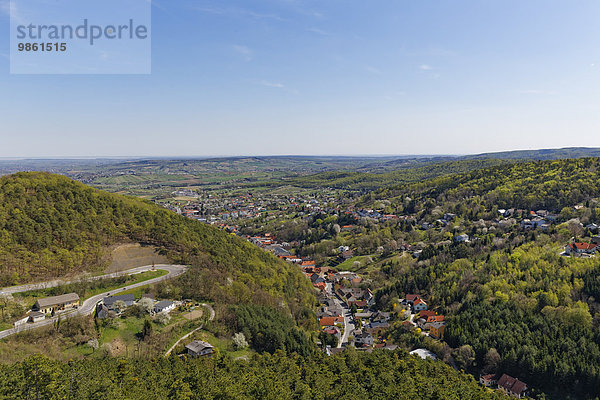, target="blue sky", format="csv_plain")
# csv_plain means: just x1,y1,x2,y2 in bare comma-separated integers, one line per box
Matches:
0,0,599,157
